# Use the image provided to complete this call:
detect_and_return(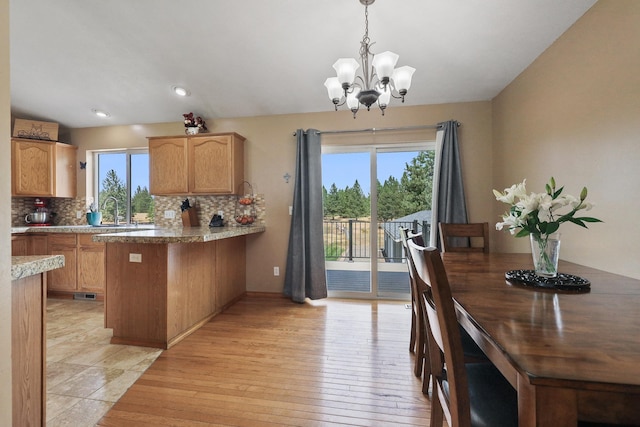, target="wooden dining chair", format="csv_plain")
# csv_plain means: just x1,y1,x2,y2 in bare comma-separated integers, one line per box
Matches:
438,222,489,253
400,227,488,396
407,241,518,427
399,227,429,388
